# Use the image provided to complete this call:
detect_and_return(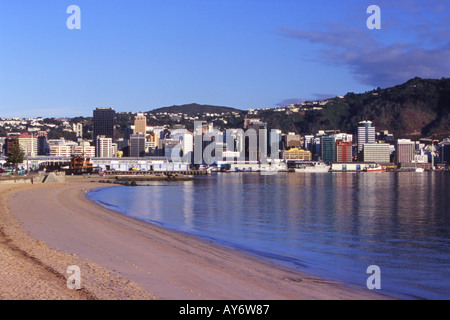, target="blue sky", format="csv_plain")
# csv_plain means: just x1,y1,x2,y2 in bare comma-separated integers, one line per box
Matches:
0,0,449,118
